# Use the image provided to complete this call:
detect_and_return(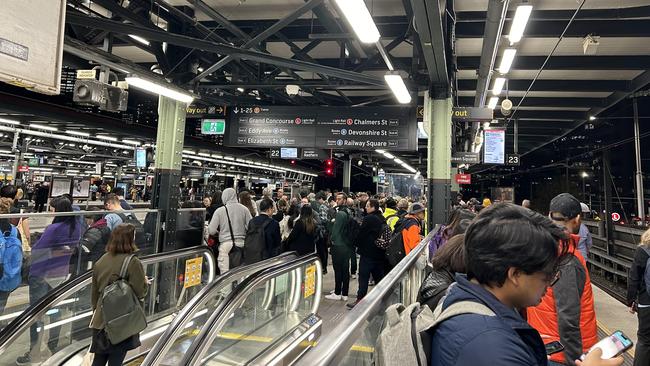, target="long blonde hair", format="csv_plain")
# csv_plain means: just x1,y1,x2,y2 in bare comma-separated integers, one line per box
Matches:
642,228,650,247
